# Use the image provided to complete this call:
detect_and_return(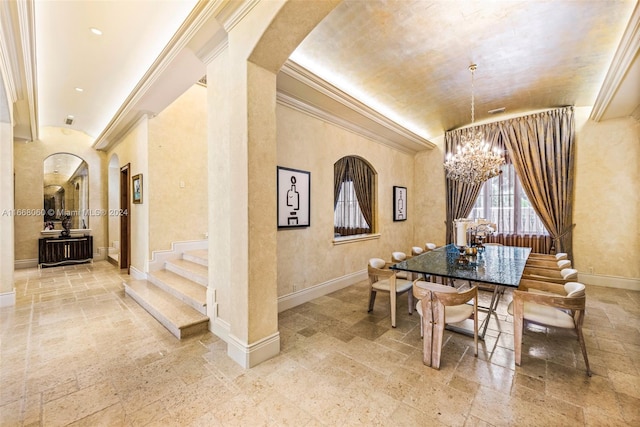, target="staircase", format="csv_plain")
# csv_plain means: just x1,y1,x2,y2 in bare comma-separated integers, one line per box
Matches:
124,249,209,339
